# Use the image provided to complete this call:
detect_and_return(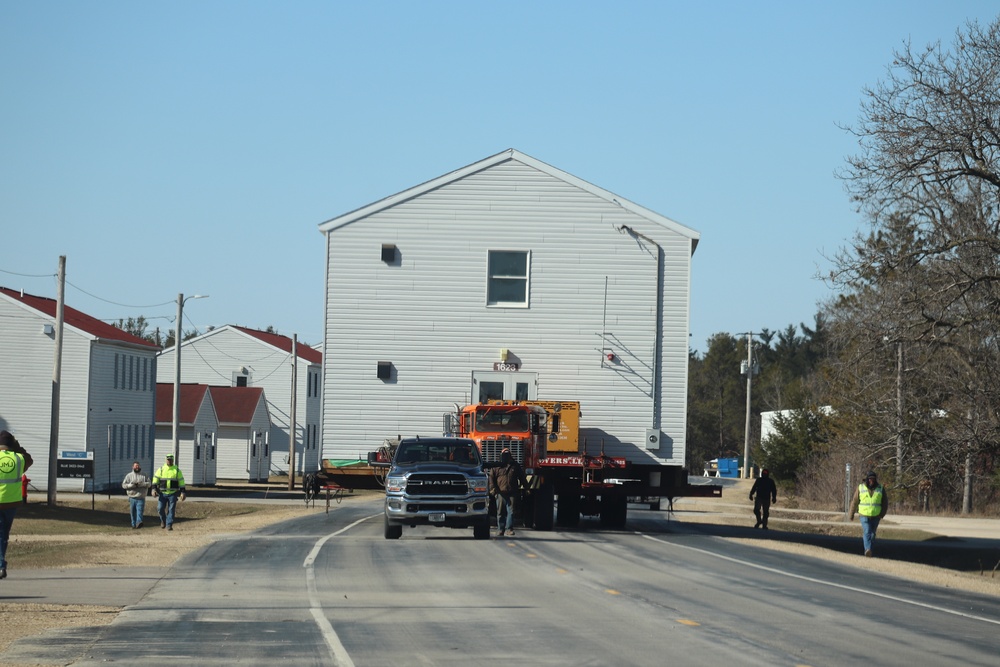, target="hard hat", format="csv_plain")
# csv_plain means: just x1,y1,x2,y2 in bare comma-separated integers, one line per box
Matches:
866,470,877,479
166,454,174,460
